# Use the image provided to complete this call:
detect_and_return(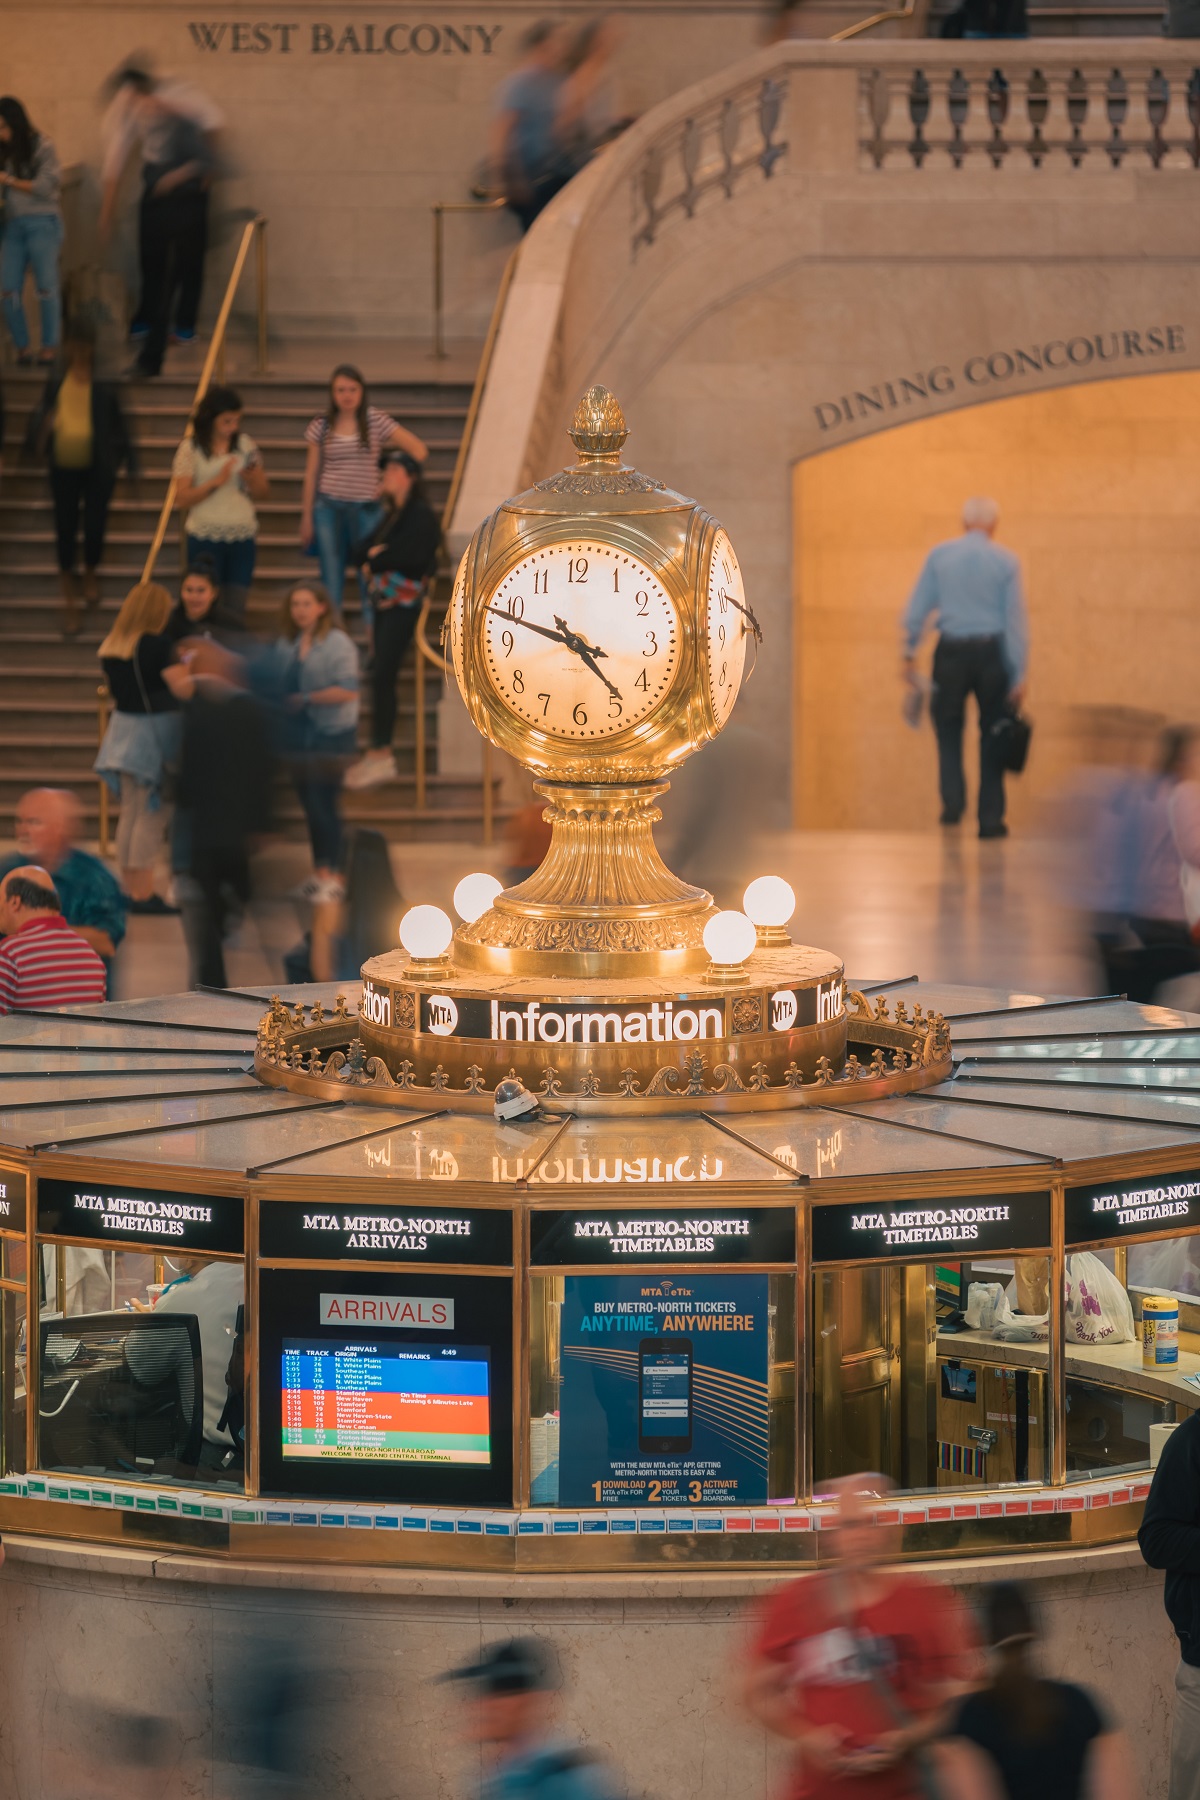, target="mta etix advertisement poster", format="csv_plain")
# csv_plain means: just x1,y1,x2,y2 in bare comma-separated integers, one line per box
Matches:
558,1273,770,1506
